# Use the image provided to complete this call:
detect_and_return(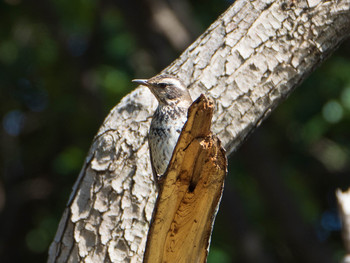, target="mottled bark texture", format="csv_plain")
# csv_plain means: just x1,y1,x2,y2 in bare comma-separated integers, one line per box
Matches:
48,0,350,262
